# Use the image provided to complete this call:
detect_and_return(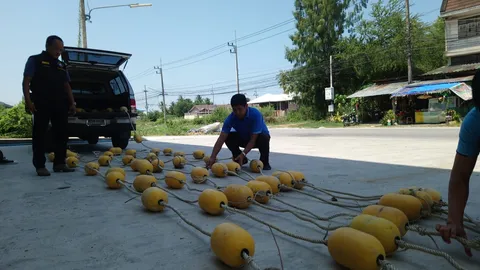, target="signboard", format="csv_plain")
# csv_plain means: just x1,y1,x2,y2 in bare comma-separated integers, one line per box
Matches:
325,87,334,101
449,83,472,101
328,104,334,113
